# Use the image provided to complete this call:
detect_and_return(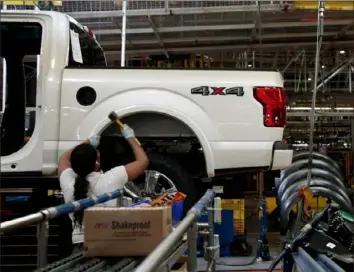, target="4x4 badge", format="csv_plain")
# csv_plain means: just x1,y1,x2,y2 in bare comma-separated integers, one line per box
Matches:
191,86,244,96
